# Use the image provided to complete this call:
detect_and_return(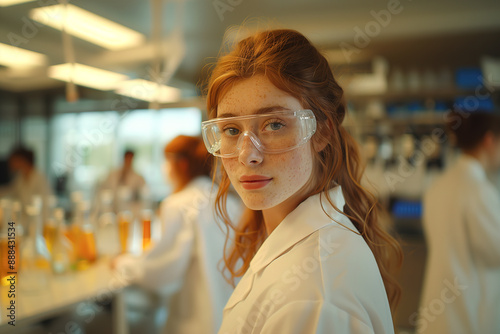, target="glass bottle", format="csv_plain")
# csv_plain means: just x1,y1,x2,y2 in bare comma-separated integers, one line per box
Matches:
141,210,152,251
96,190,120,258
19,198,51,292
44,195,57,221
117,187,132,254
51,208,76,274
140,187,153,252
76,200,98,270
43,217,57,254
66,199,82,247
